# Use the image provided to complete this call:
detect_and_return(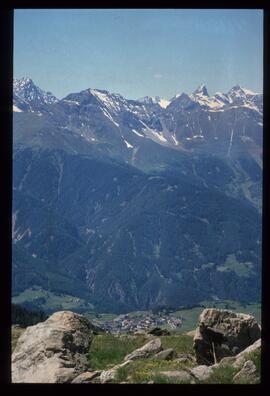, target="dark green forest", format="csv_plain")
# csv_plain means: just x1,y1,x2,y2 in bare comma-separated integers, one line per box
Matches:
12,303,47,327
